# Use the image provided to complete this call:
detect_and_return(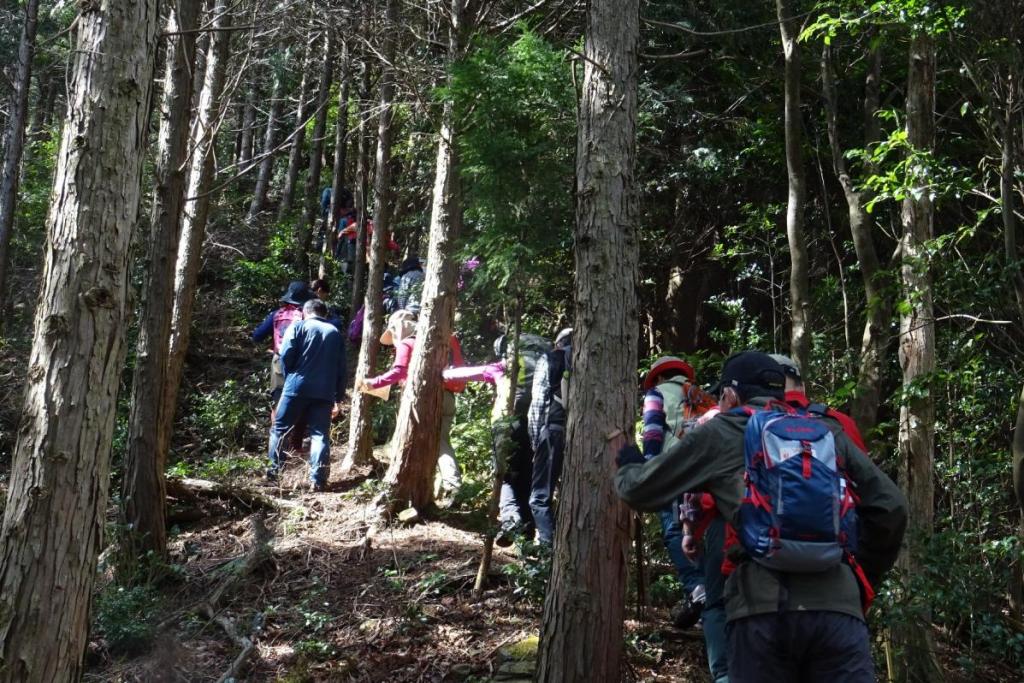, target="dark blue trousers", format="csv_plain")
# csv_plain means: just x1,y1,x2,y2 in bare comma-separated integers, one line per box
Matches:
268,394,332,486
727,611,874,683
